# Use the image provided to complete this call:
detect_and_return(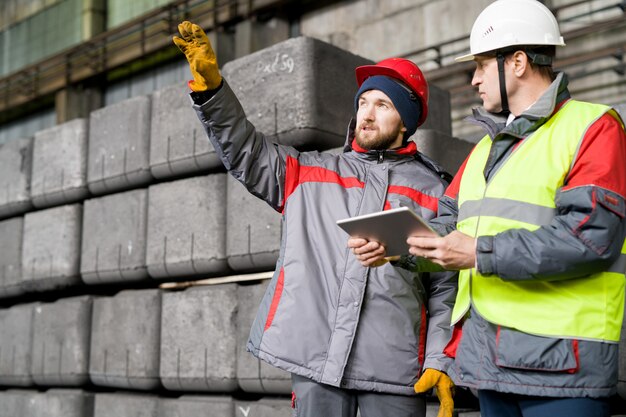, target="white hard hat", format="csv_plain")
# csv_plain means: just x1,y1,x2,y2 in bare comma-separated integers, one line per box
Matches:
455,0,566,62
